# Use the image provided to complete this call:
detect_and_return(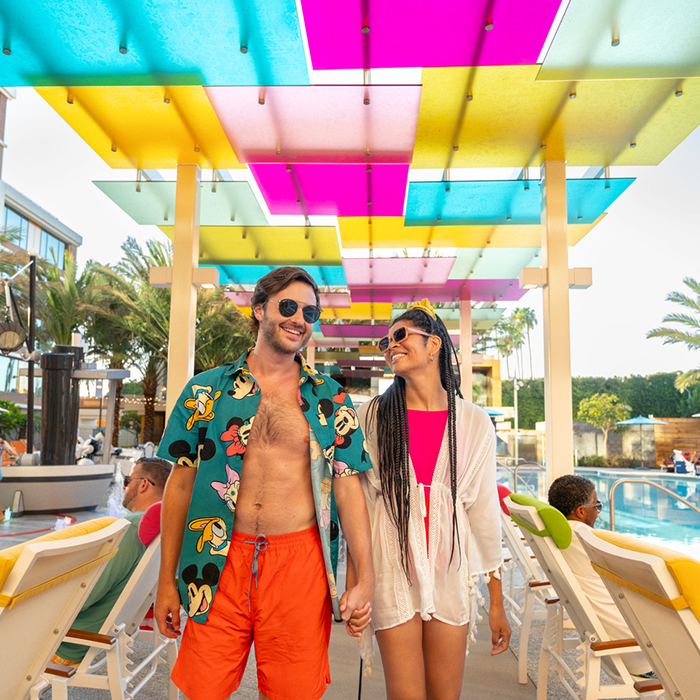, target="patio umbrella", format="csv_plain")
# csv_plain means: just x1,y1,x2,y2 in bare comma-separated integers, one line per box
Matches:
484,407,503,417
615,416,668,468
